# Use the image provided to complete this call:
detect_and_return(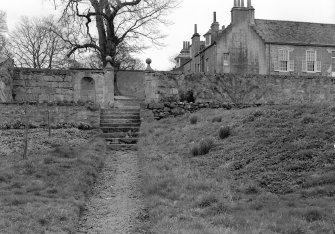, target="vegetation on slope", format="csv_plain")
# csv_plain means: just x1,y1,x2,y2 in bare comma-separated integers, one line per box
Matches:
138,105,335,234
0,129,106,233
